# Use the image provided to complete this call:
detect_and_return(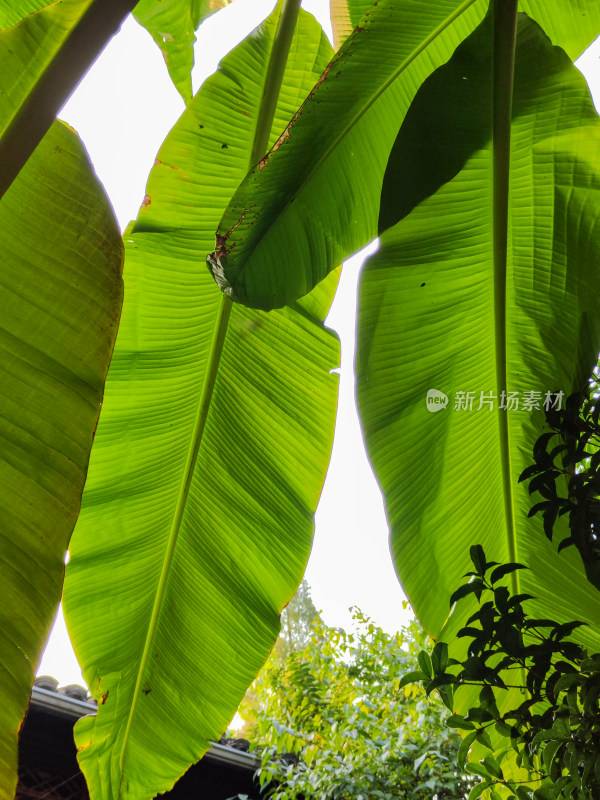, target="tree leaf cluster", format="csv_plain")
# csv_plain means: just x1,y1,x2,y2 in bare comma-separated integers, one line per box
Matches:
404,547,600,800
519,385,600,591
237,609,472,800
